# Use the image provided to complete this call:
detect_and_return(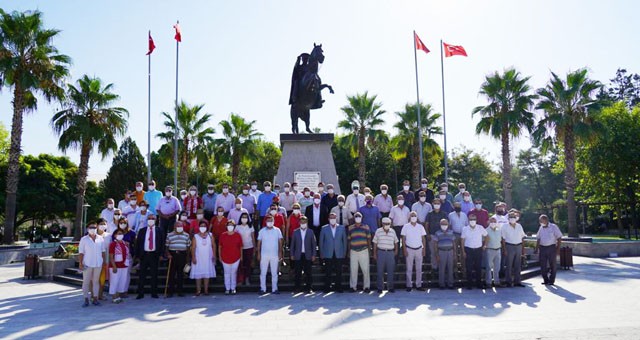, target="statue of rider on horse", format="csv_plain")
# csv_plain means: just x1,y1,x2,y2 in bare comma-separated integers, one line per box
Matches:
288,43,334,134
